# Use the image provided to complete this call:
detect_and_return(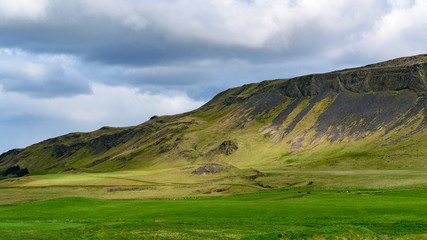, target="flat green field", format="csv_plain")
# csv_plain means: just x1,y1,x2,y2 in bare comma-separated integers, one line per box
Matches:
1,166,426,239
0,189,426,239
